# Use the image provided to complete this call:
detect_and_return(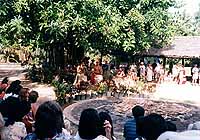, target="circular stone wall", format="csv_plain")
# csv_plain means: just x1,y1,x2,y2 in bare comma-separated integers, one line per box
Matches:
64,97,200,133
